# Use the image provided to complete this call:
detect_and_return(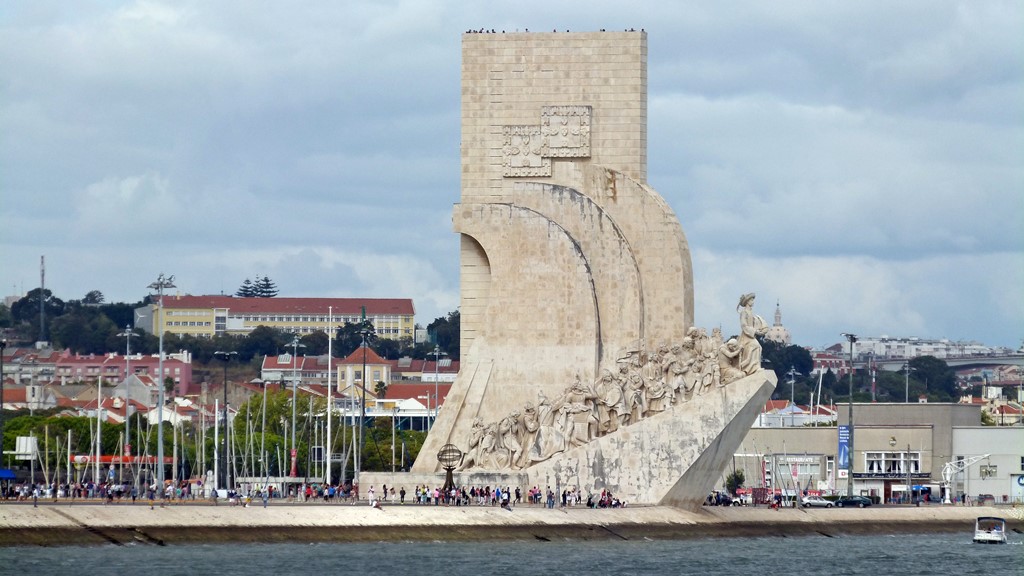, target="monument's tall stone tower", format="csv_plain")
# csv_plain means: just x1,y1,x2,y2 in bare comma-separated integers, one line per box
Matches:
406,32,775,508
454,32,693,382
